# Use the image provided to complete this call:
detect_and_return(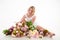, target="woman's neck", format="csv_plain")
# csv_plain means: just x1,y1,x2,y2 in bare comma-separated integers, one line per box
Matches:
27,13,34,18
